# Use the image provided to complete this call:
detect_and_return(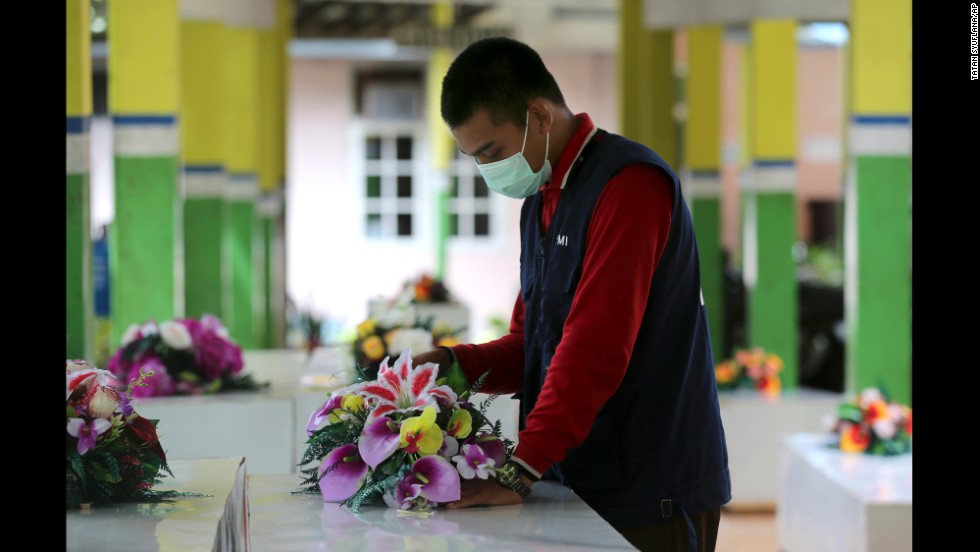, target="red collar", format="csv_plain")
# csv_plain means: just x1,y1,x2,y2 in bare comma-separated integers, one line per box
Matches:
543,113,597,192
